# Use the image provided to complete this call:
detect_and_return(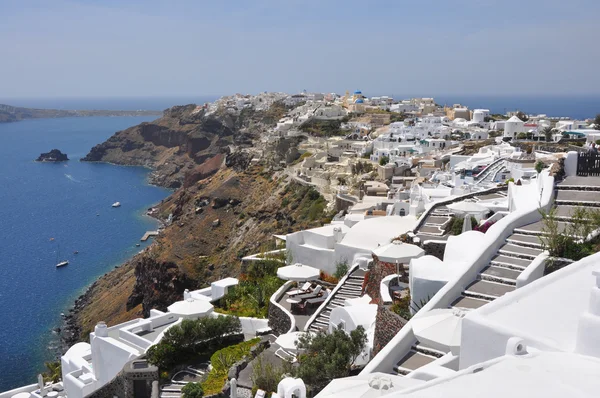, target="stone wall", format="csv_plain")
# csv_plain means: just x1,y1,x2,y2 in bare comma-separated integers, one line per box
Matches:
422,240,446,260
87,359,159,398
373,305,407,356
268,301,292,335
363,256,397,302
